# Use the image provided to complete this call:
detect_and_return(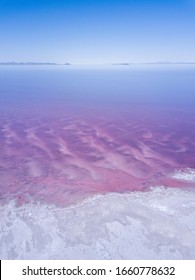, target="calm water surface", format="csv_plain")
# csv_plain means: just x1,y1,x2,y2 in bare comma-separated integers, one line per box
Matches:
0,65,195,206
